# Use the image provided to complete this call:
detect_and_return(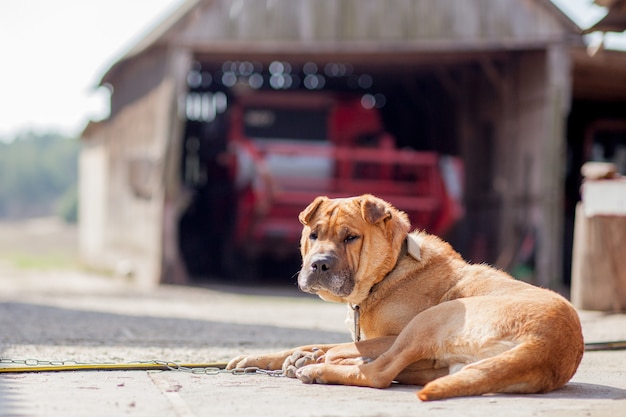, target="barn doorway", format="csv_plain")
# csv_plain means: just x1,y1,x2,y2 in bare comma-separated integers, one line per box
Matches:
176,59,464,281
